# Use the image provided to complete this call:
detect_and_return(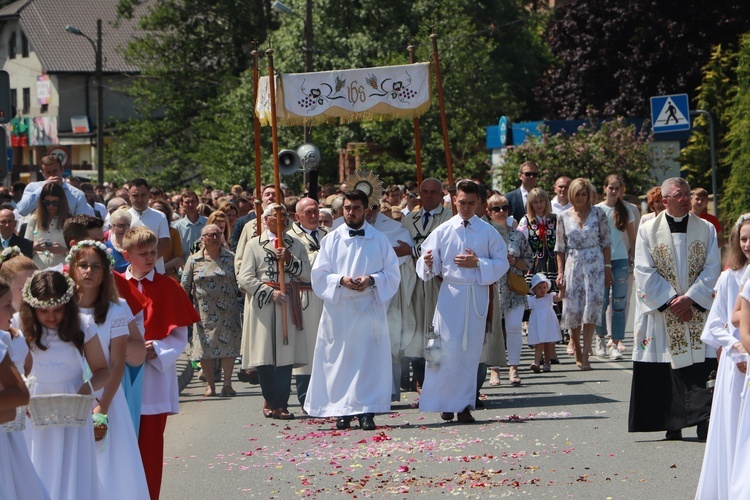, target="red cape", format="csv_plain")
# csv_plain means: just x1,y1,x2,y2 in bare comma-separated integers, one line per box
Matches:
116,271,200,341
